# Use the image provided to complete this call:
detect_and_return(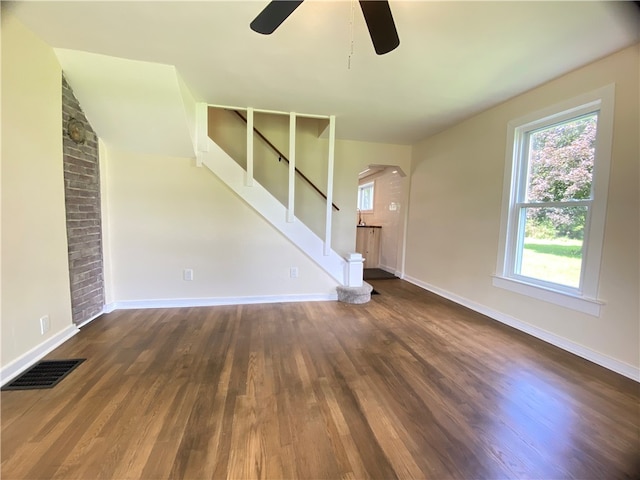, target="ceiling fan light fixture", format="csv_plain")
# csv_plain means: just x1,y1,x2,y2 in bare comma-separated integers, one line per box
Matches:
250,0,304,35
358,0,400,55
250,0,400,55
